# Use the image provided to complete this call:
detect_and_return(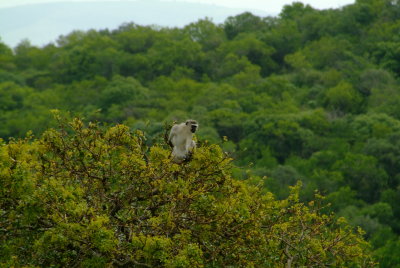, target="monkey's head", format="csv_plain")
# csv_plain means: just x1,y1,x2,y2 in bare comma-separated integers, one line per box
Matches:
186,119,198,133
